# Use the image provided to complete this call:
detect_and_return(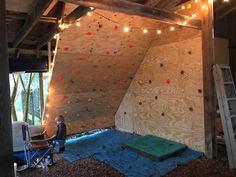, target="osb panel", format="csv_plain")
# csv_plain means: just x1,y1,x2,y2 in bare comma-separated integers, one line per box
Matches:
44,9,160,135
116,31,205,152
